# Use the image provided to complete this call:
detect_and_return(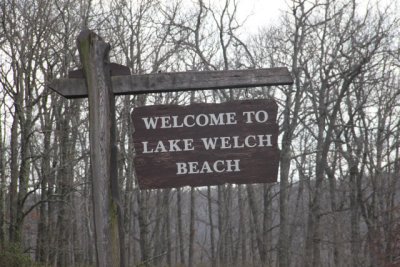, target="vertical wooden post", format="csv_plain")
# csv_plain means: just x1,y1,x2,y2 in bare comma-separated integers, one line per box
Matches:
77,30,125,267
